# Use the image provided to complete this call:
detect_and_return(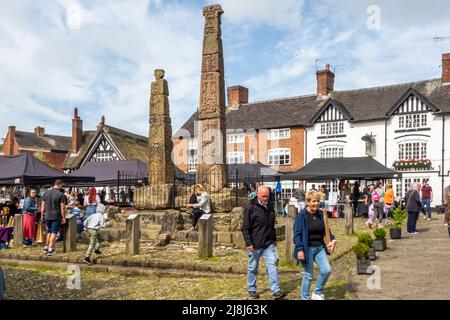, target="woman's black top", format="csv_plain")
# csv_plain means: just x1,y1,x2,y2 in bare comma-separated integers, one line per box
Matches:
307,210,325,247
